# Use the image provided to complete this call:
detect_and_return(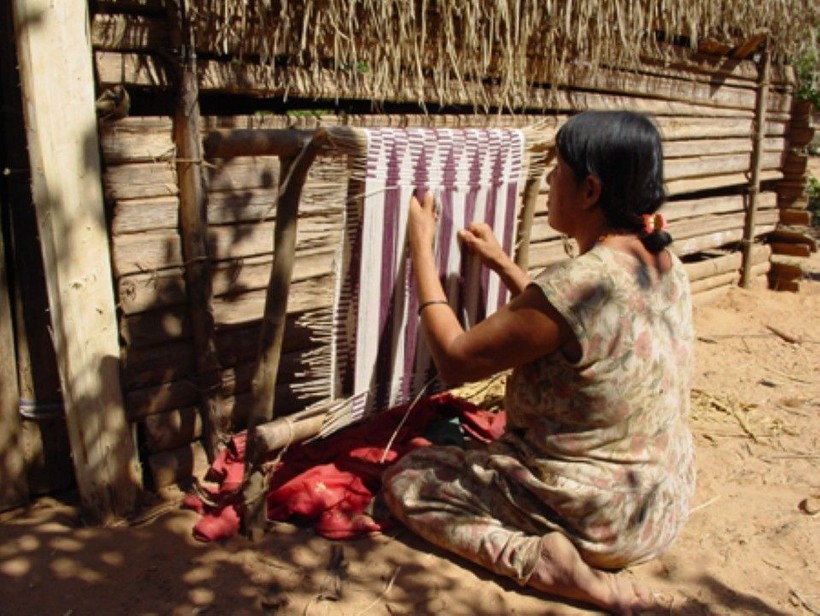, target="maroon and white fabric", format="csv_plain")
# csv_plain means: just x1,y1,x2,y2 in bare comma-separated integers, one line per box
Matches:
333,128,525,417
